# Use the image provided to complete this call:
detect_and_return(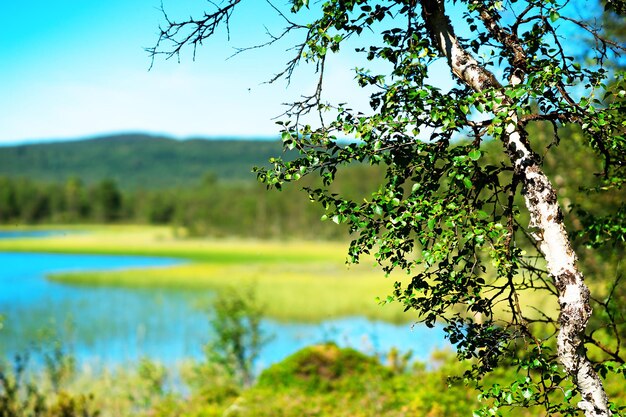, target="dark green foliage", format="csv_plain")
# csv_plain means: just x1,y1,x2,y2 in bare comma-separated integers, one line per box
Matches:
0,177,114,225
0,135,287,190
90,180,122,222
0,165,383,239
0,178,19,221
